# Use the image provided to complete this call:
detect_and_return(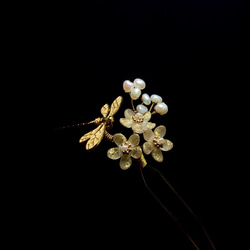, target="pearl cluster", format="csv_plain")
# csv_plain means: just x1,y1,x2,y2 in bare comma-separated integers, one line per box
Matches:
123,78,168,115
143,94,168,115
123,78,146,100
